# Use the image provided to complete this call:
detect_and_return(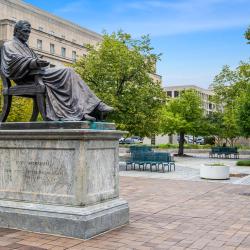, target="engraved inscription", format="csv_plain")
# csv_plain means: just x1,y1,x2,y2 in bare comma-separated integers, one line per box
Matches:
0,148,75,196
